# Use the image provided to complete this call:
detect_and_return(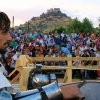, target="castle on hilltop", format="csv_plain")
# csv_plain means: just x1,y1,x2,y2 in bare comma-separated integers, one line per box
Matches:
47,8,60,14
15,8,71,32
